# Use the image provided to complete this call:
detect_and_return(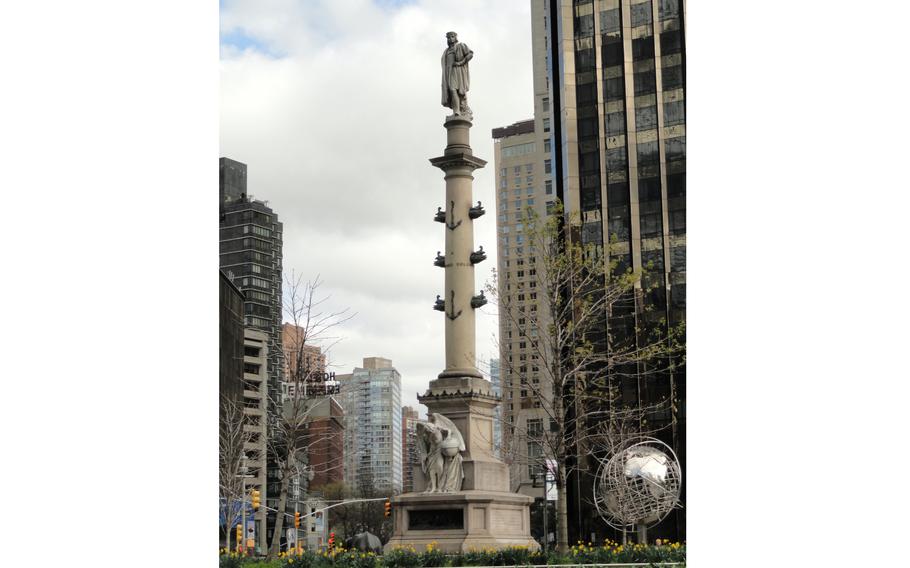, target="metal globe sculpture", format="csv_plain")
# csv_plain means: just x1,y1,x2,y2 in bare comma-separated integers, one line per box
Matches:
593,438,682,531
